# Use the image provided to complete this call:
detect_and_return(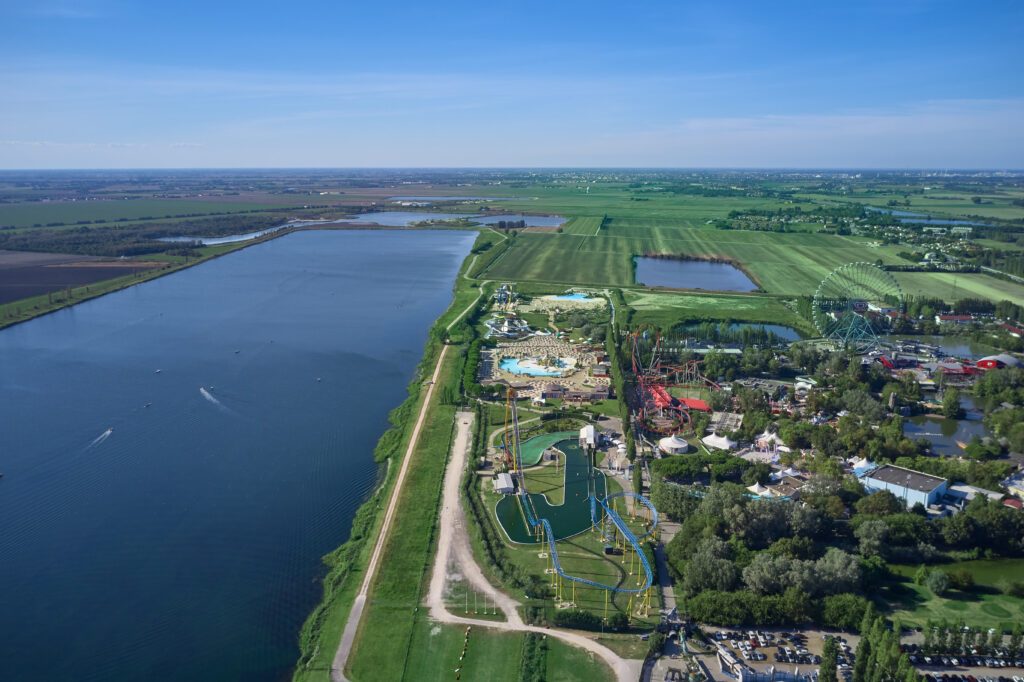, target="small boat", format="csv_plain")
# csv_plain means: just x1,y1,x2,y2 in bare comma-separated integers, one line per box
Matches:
154,369,162,374
234,350,241,354
316,377,322,382
955,440,968,449
144,402,152,408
